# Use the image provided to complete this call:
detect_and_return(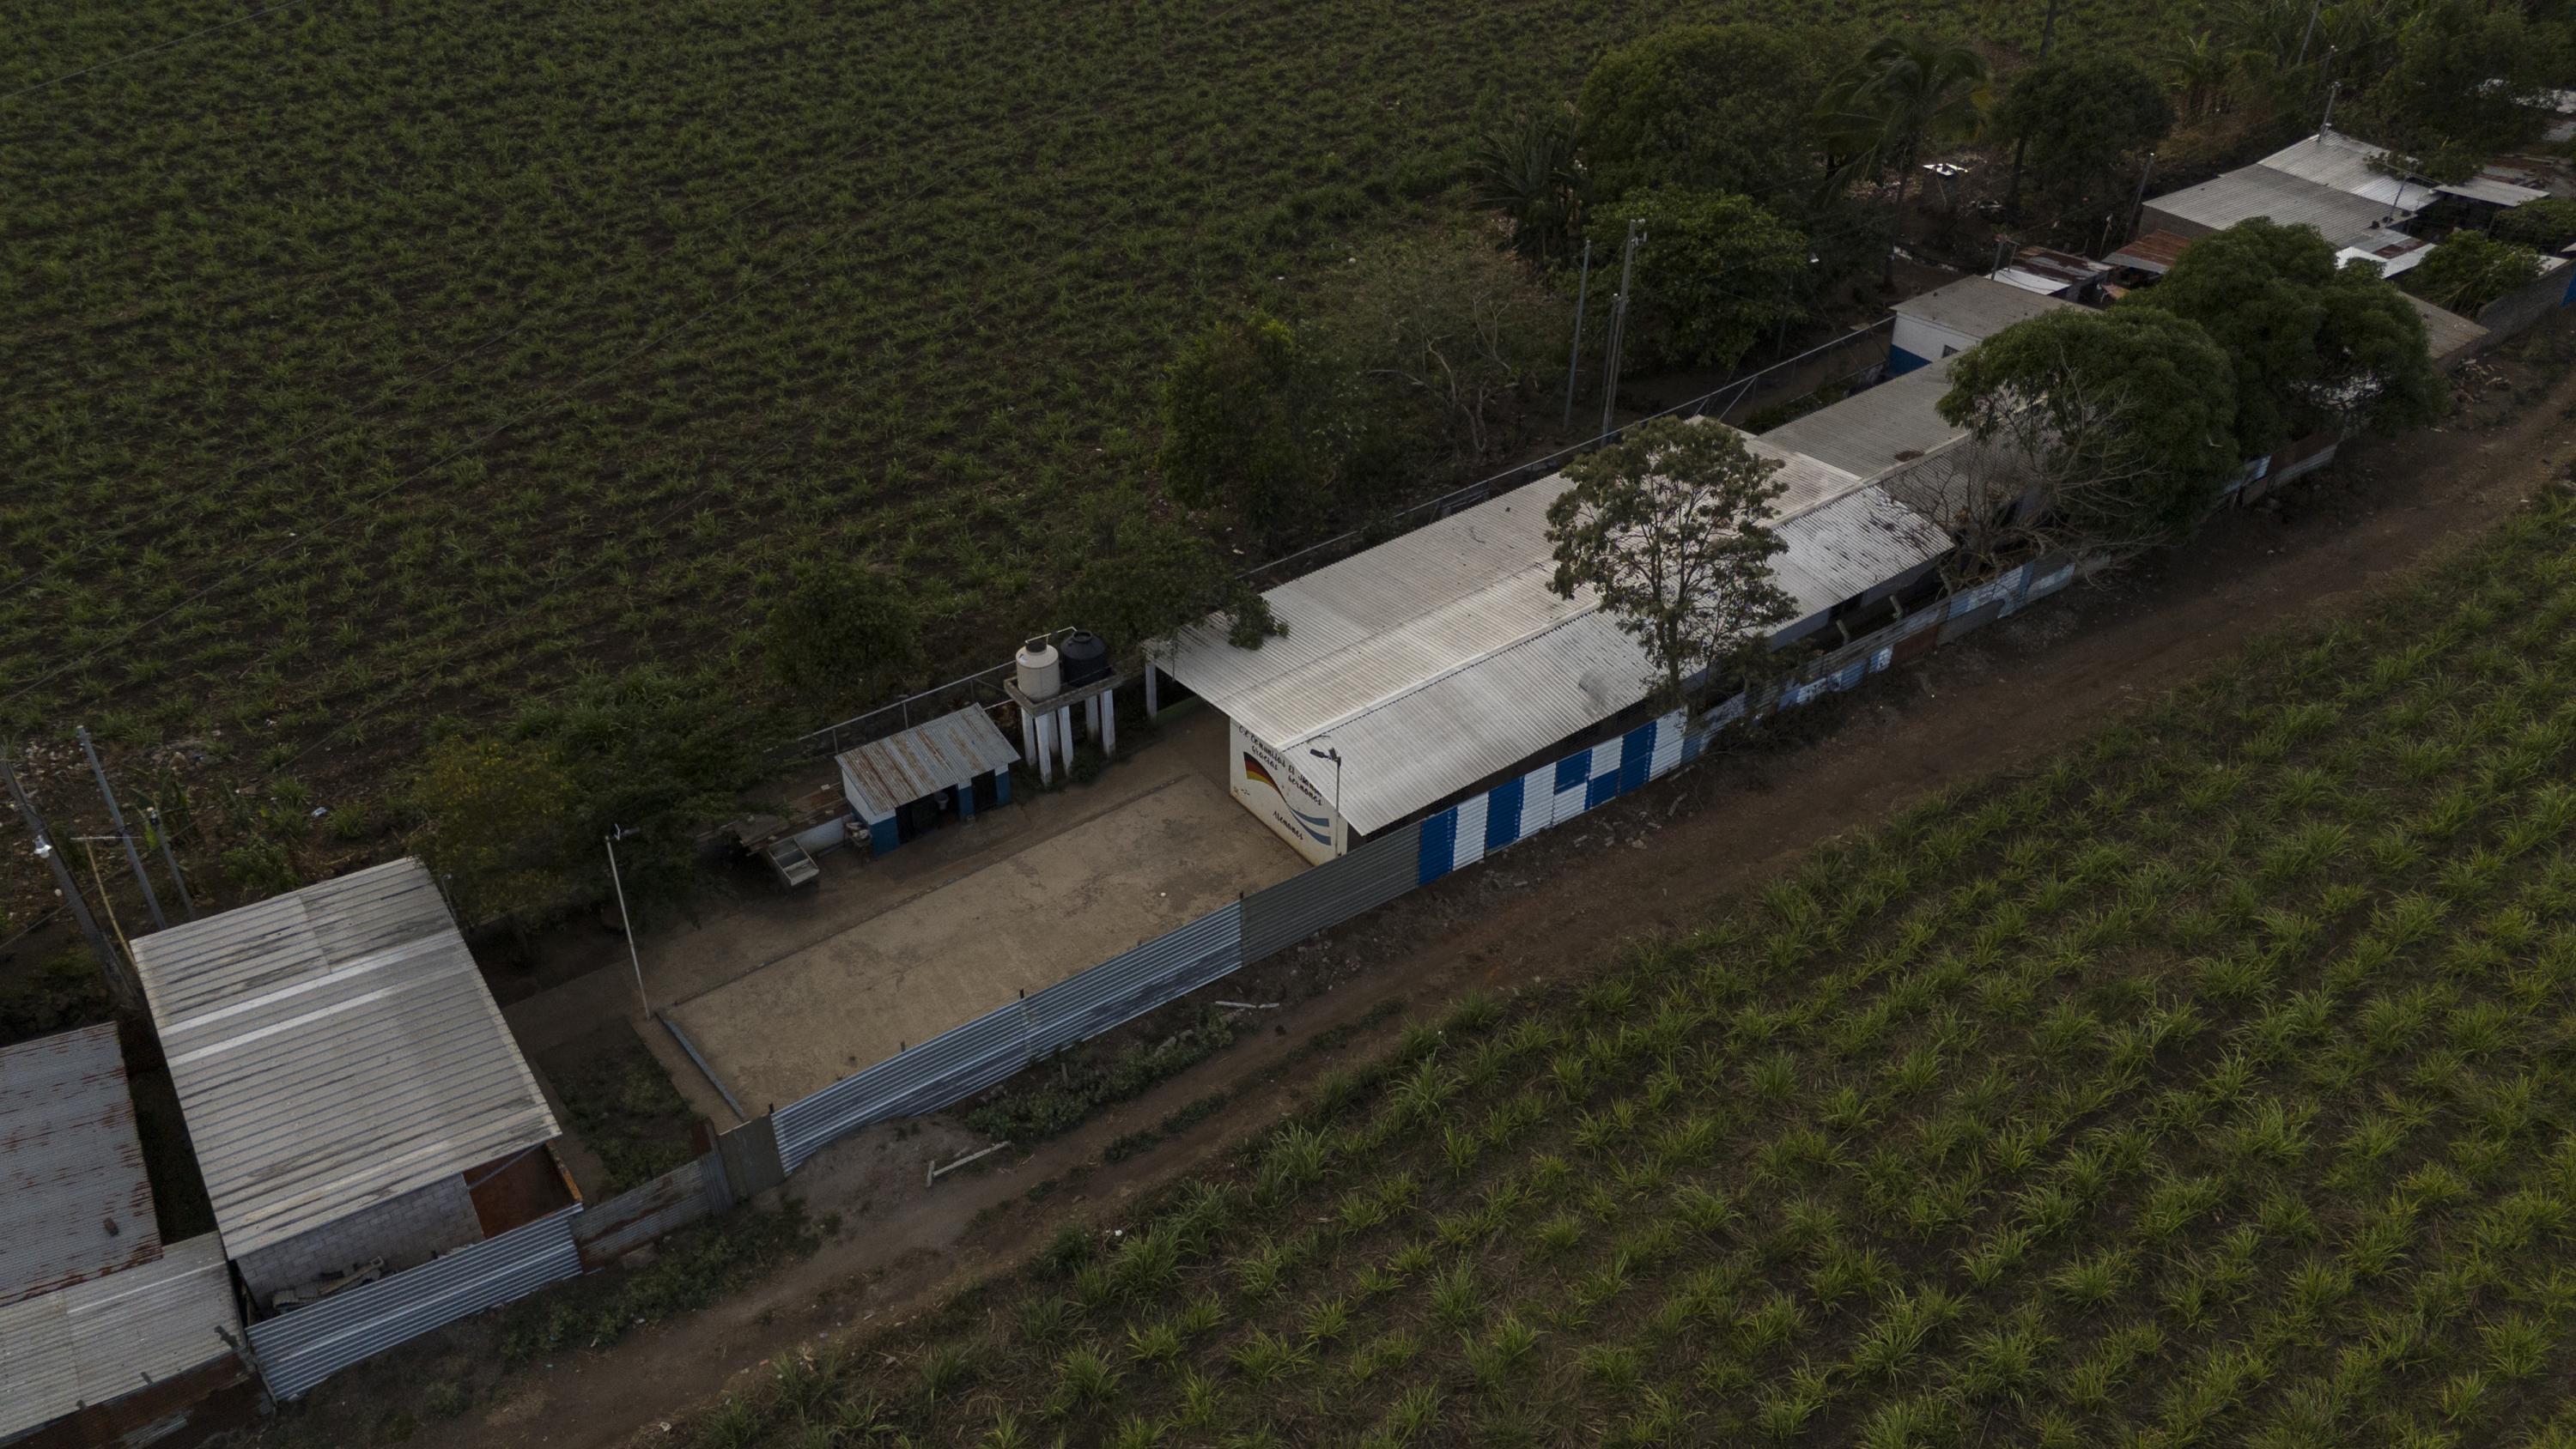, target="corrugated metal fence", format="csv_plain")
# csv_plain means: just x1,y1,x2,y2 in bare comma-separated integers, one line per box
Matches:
247,1208,583,1401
